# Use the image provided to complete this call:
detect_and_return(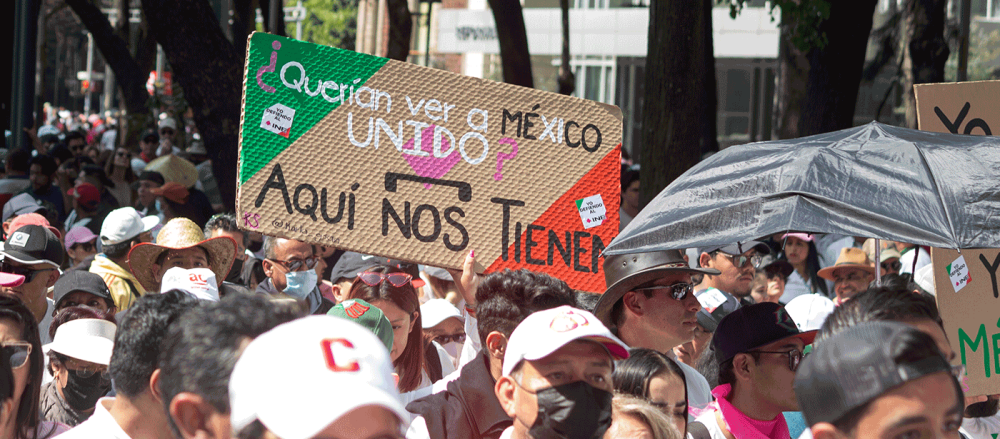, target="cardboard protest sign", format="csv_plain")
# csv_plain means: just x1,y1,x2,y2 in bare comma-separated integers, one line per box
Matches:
932,248,1000,397
237,33,622,293
915,80,999,136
